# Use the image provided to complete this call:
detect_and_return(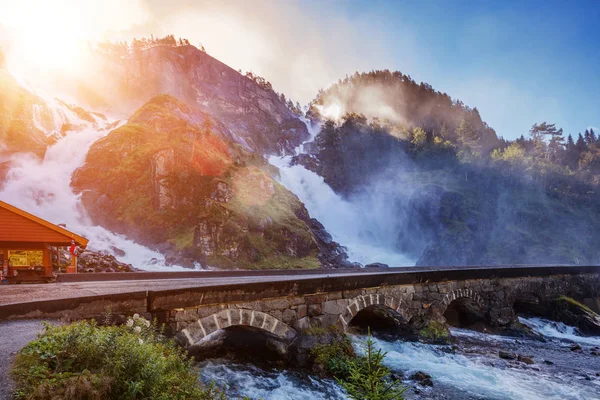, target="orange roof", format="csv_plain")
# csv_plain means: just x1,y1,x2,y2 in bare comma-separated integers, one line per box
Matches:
0,199,89,248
